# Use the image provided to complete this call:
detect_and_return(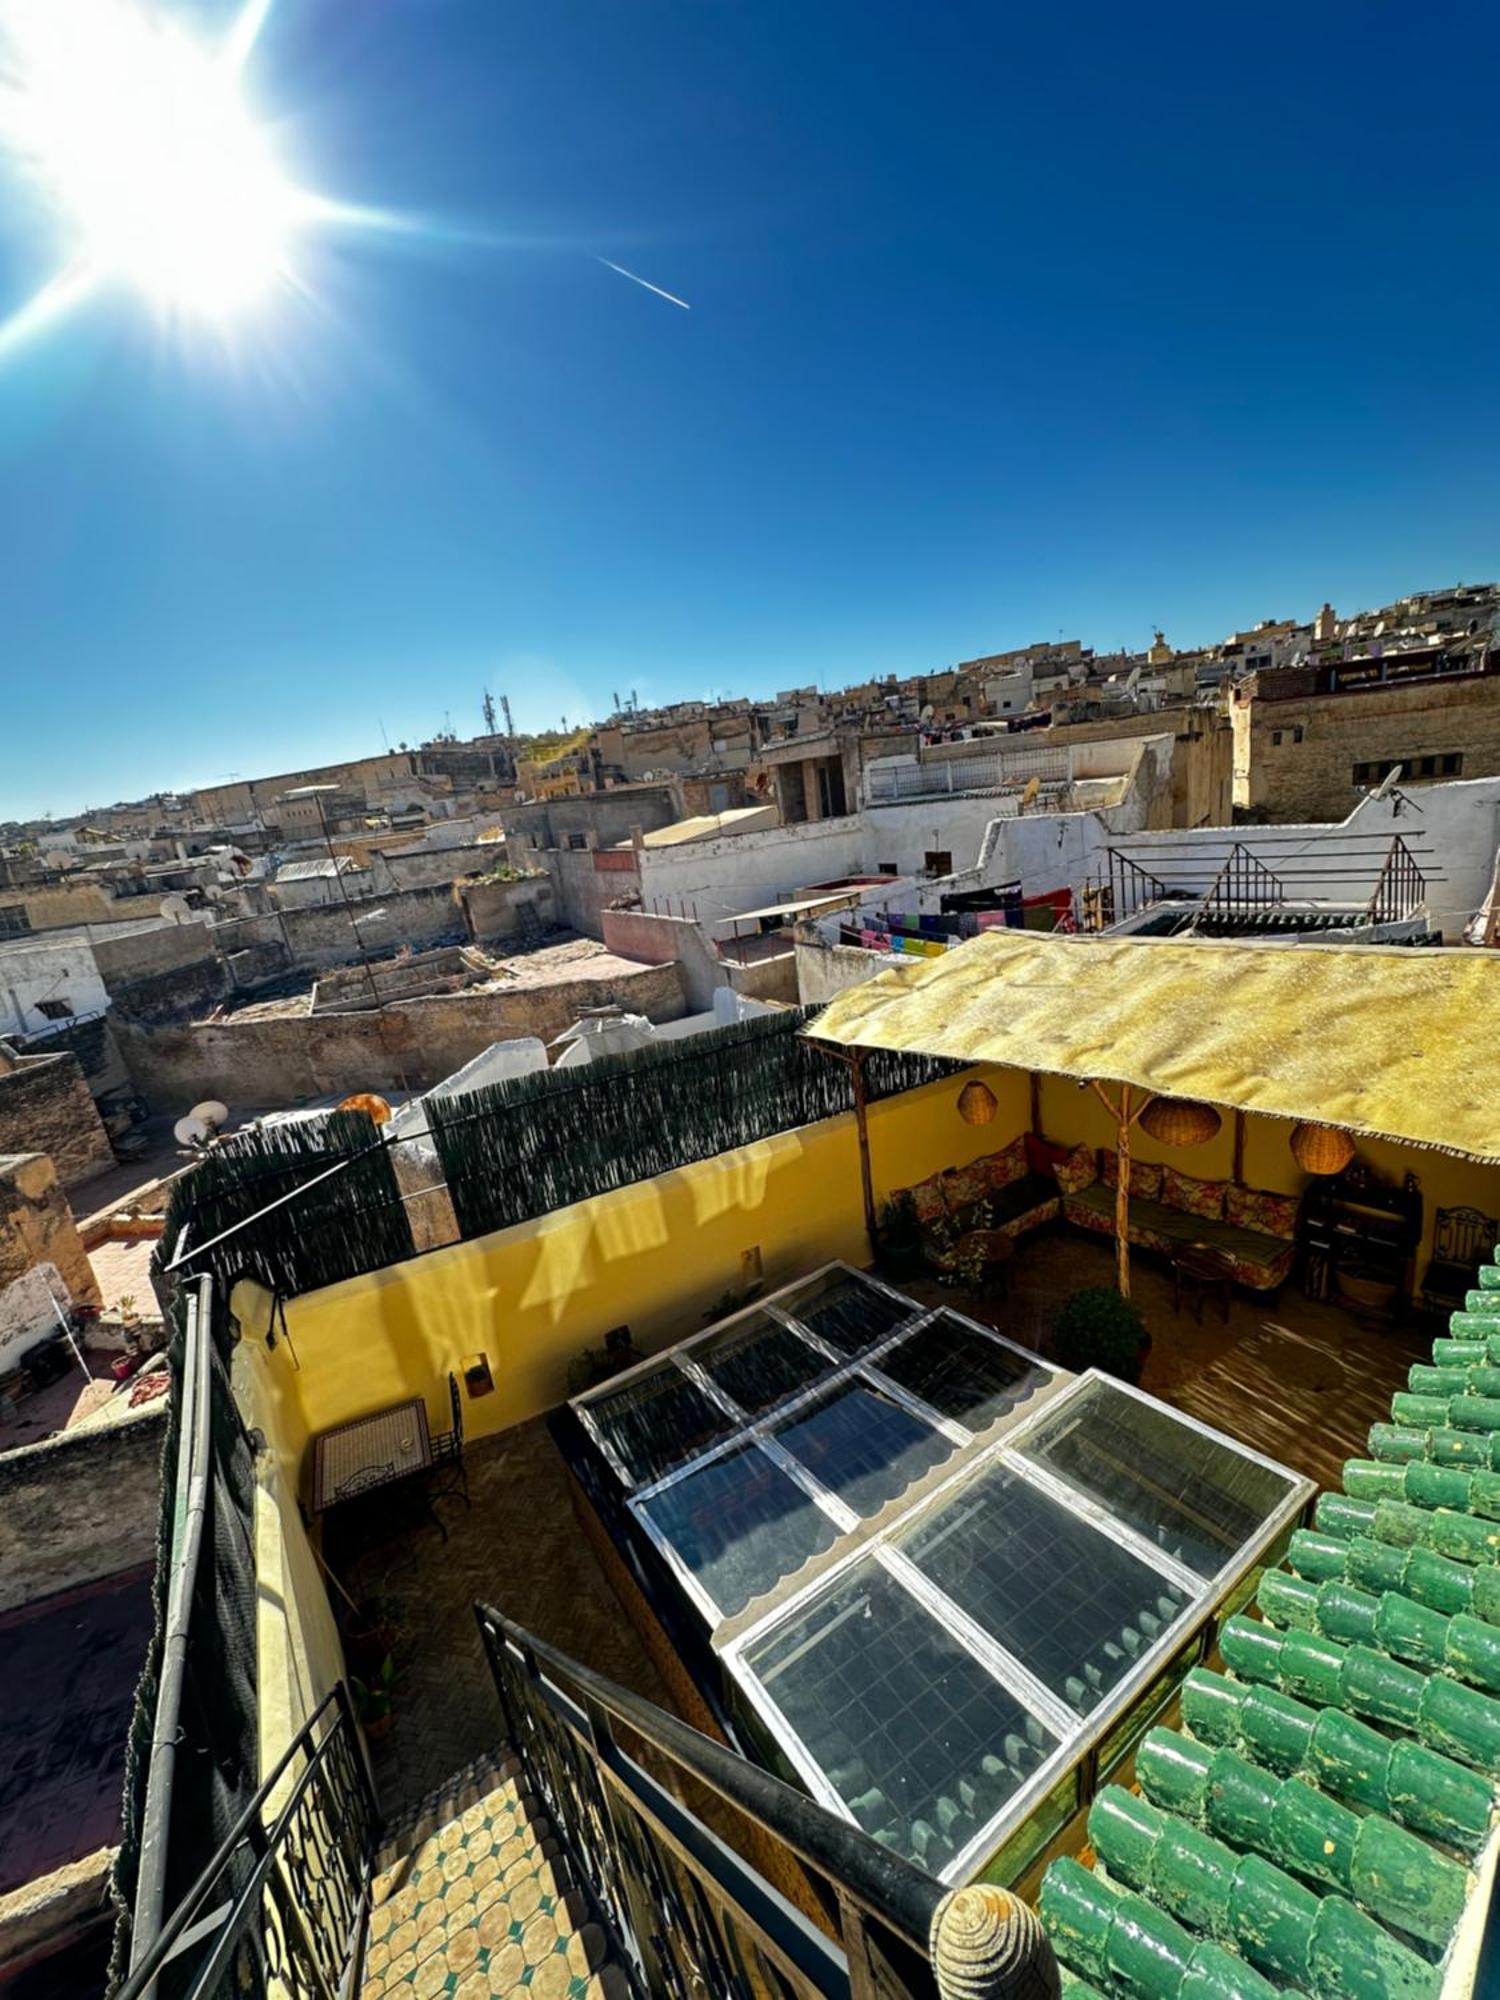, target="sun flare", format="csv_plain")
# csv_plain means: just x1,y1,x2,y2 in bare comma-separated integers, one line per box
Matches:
0,0,347,349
